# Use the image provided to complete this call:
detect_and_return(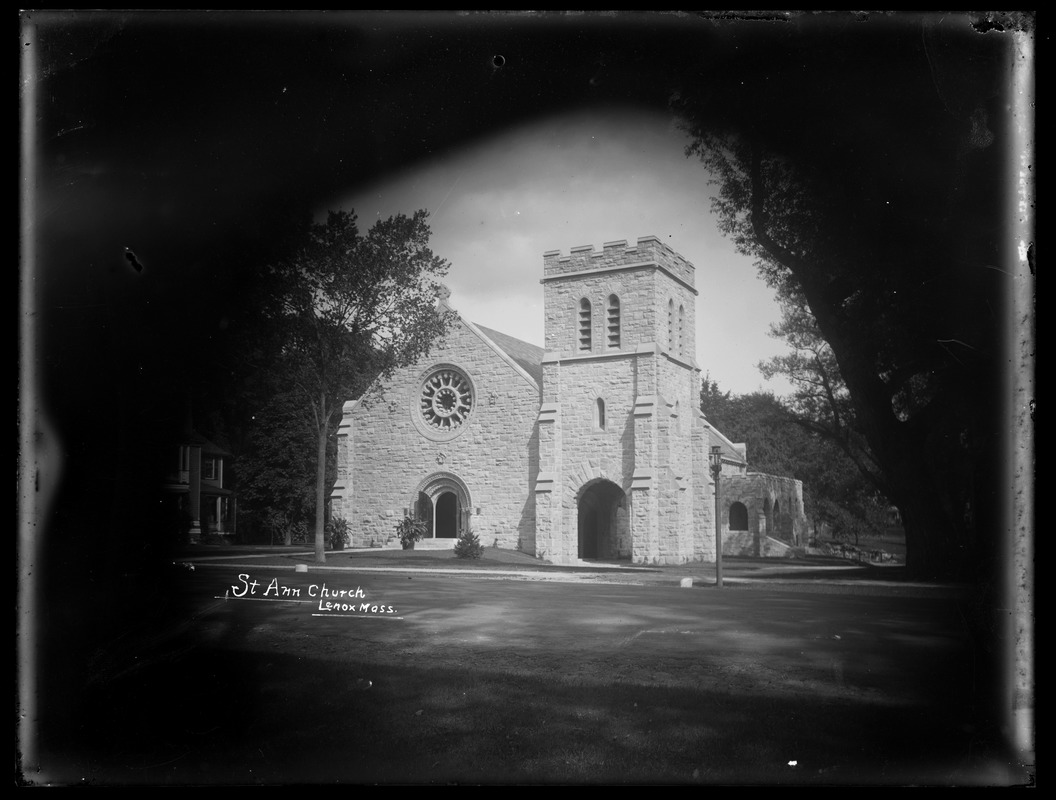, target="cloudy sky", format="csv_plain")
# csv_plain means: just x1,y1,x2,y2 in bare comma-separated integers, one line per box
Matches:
328,107,791,394
27,10,1019,433
24,11,822,414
